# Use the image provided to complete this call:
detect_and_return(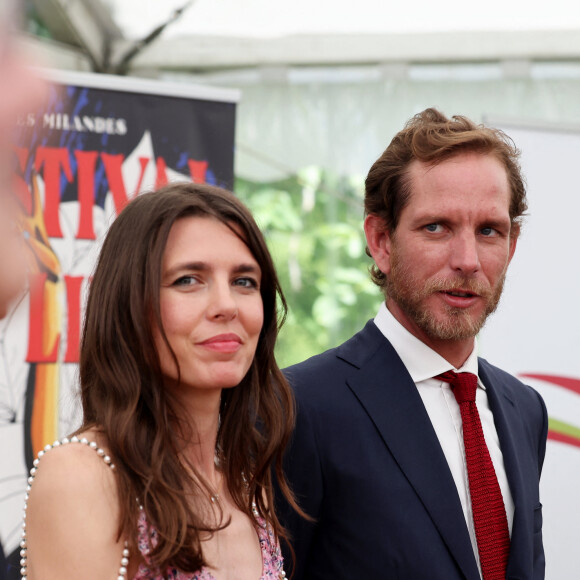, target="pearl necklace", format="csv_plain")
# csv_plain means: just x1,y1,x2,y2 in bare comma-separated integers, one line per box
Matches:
20,436,130,580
